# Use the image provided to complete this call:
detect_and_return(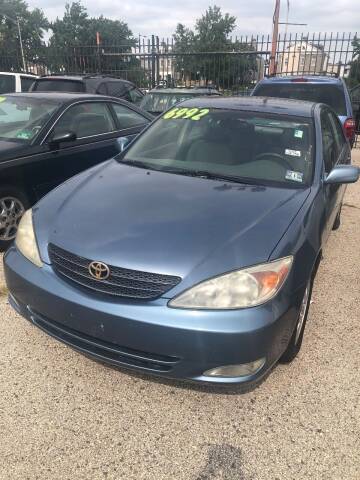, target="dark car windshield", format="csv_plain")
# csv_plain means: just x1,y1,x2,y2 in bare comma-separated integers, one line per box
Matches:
0,74,15,94
254,83,347,116
33,79,85,93
121,107,314,187
0,95,60,142
140,92,201,113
